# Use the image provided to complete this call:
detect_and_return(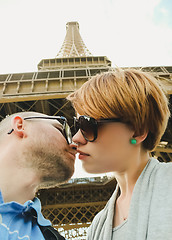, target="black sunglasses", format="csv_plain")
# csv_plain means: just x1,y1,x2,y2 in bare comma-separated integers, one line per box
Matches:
7,116,72,145
74,115,121,142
